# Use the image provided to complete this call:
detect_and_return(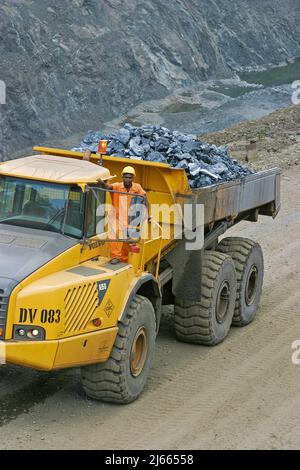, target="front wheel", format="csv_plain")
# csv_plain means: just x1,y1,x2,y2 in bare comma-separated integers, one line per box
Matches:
81,295,156,404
